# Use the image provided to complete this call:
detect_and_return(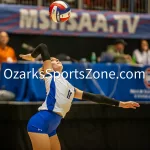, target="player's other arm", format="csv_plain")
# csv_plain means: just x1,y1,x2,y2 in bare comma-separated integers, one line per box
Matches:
20,43,53,74
74,88,140,109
